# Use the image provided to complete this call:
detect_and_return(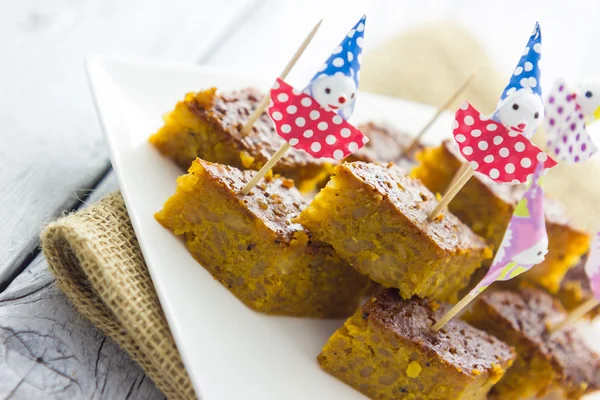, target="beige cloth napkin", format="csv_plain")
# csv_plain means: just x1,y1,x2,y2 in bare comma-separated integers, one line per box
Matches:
41,21,590,400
